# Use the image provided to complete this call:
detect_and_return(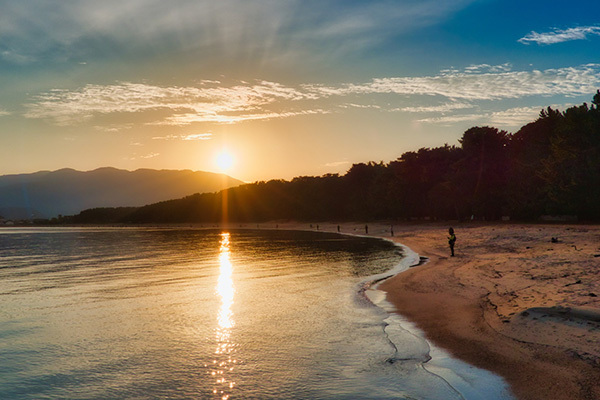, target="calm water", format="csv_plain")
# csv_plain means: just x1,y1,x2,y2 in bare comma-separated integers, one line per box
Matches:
0,227,513,399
